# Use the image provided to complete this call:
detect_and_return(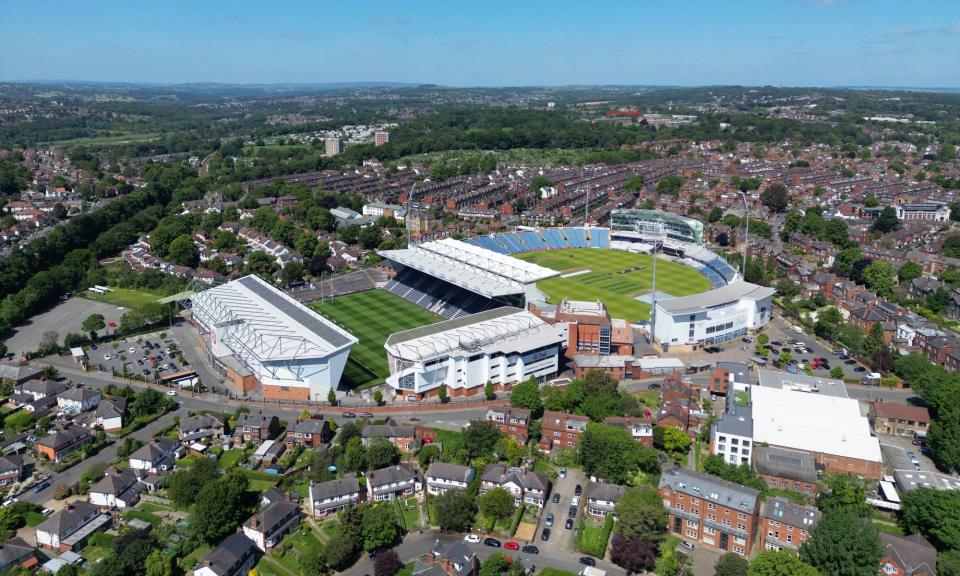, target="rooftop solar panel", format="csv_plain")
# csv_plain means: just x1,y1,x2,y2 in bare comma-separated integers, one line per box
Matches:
237,276,352,349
